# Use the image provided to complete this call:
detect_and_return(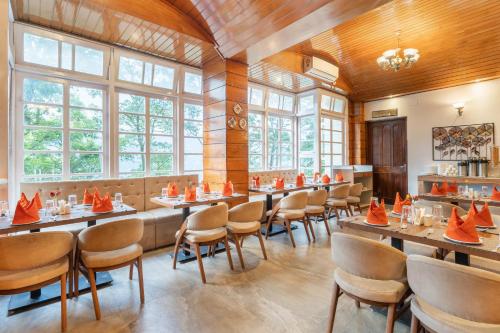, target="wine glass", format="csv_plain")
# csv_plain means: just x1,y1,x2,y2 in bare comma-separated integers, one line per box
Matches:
481,186,489,198
432,205,443,225
0,201,9,217
68,194,77,208
401,206,411,229
161,187,168,198
114,193,123,208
